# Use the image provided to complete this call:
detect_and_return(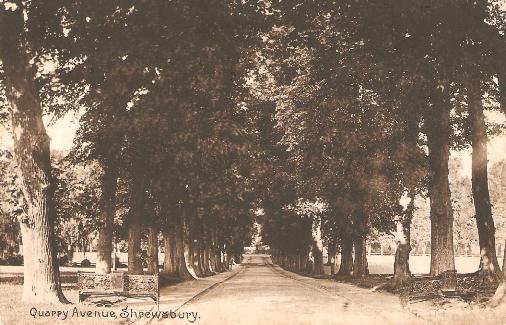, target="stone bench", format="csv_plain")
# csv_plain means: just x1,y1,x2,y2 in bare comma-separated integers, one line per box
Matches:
78,272,159,306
